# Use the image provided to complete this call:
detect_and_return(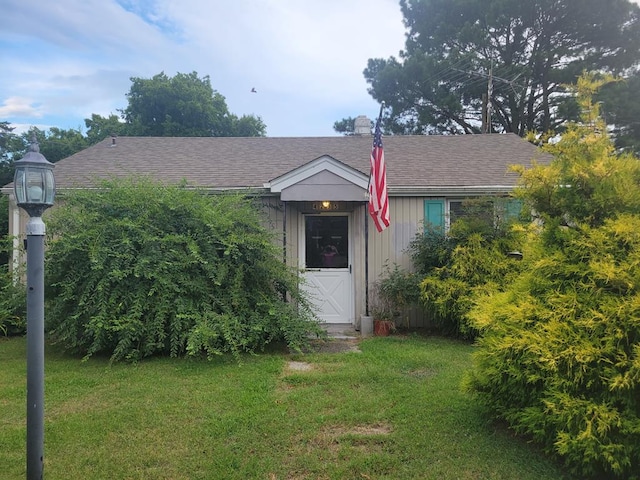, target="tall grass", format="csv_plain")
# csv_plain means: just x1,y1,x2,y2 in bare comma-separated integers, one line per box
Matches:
0,335,568,479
